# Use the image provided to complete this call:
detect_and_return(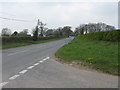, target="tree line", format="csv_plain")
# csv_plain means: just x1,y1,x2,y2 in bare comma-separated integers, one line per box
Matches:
1,21,74,41
1,22,115,40
74,23,115,35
